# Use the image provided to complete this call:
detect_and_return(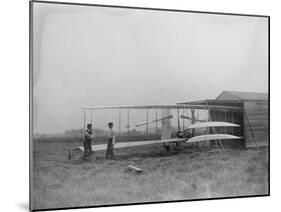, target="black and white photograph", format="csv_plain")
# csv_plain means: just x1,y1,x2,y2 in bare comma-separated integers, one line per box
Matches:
30,1,269,211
